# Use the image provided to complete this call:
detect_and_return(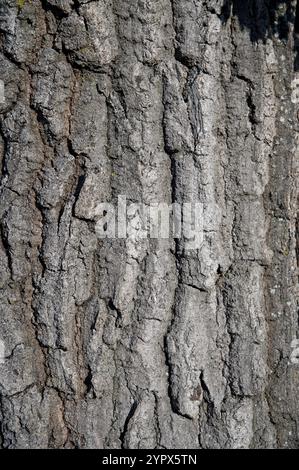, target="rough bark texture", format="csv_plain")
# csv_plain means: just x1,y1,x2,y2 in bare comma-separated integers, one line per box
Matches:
0,0,298,449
